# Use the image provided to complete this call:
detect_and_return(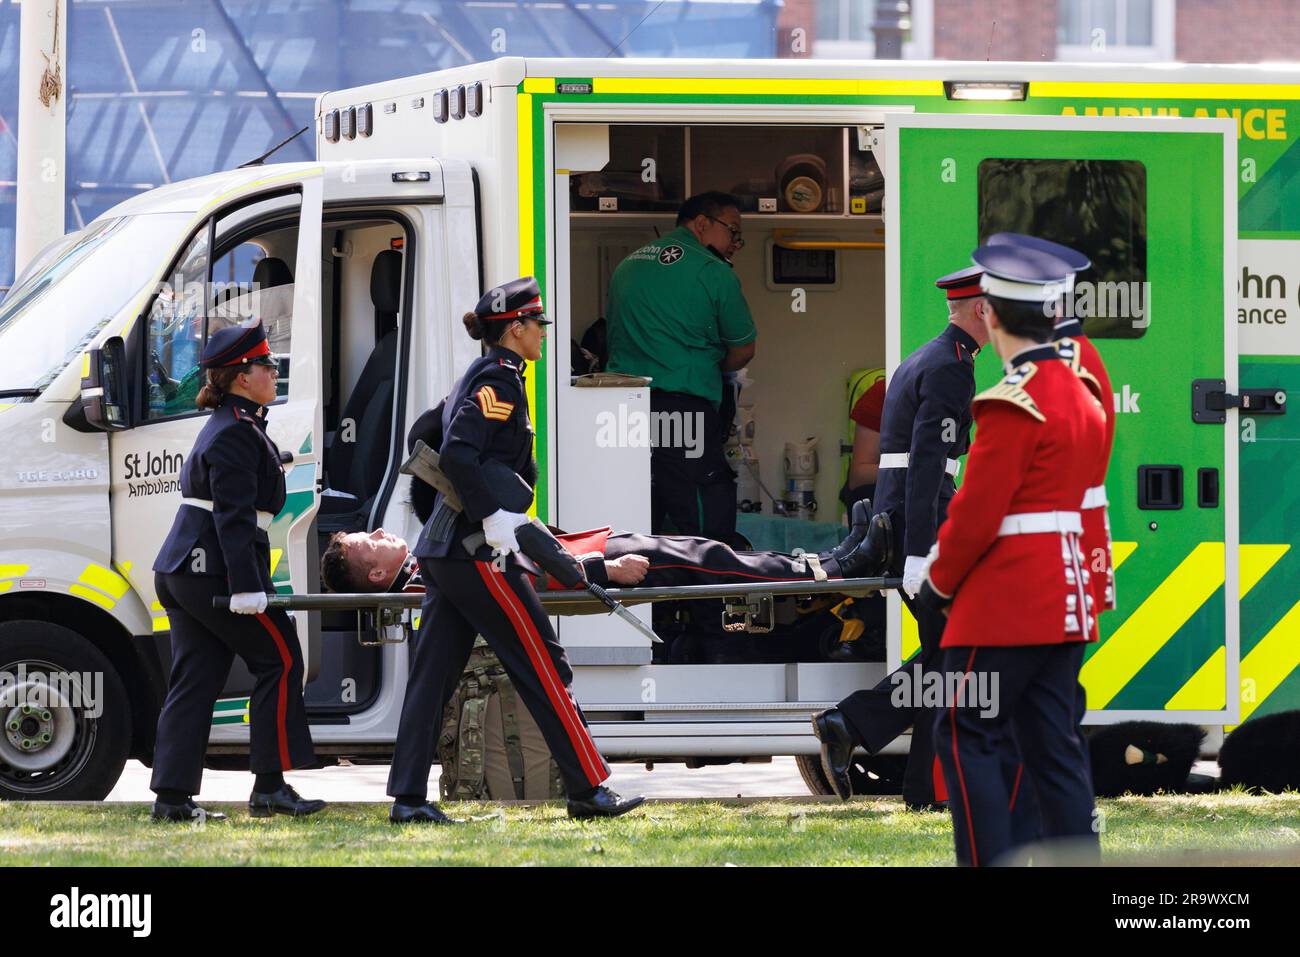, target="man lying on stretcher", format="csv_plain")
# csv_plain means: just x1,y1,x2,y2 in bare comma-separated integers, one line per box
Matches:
320,407,892,596
320,520,890,596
